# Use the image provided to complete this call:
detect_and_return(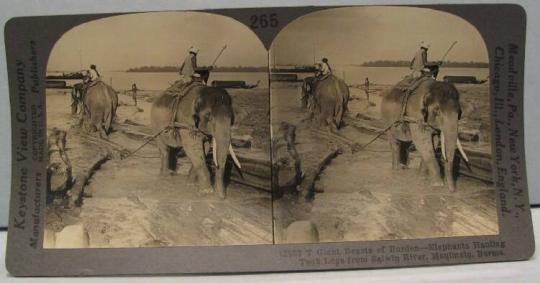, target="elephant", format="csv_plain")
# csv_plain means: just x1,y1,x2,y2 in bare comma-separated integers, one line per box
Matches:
150,85,242,199
380,78,469,192
300,76,317,109
81,81,118,138
71,82,85,115
308,74,350,132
